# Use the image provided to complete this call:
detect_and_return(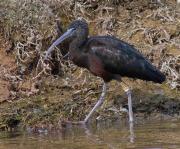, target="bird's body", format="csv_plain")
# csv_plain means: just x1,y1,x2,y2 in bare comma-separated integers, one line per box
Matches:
45,19,166,124
69,35,165,83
